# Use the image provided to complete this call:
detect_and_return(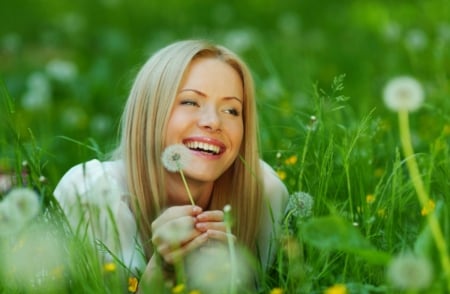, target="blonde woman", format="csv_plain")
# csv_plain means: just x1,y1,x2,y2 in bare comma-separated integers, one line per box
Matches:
54,40,288,289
